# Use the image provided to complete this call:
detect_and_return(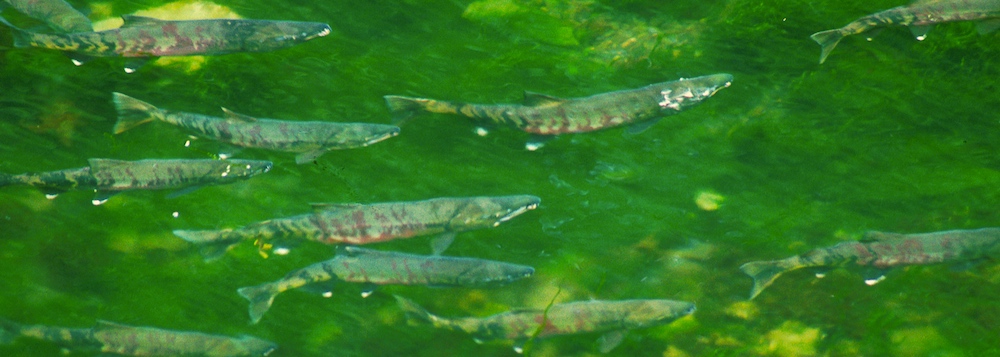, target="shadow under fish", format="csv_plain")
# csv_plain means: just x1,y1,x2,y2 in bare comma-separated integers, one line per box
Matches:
238,246,535,324
0,158,272,205
112,93,400,164
0,14,331,72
